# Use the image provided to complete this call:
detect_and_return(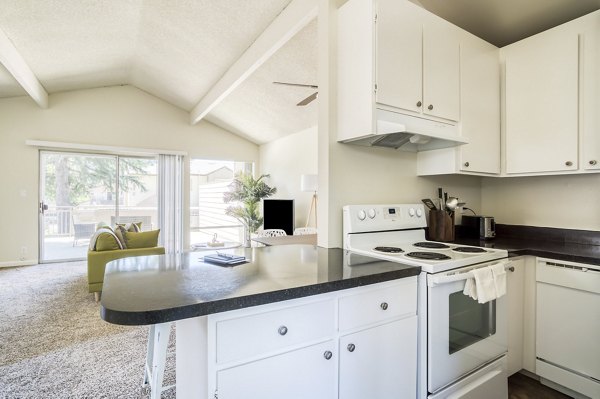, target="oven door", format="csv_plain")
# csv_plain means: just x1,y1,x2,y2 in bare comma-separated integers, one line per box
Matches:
427,263,508,394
